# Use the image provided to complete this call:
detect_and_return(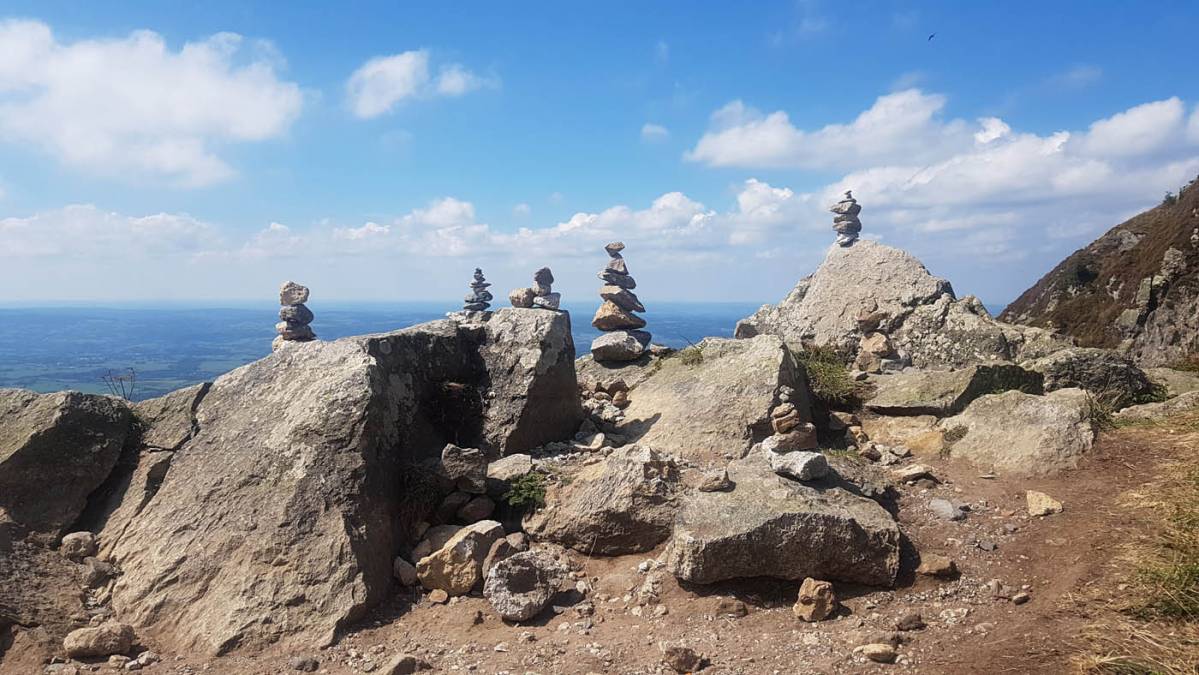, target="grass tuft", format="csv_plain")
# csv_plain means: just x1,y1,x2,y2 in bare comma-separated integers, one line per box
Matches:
795,344,859,407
